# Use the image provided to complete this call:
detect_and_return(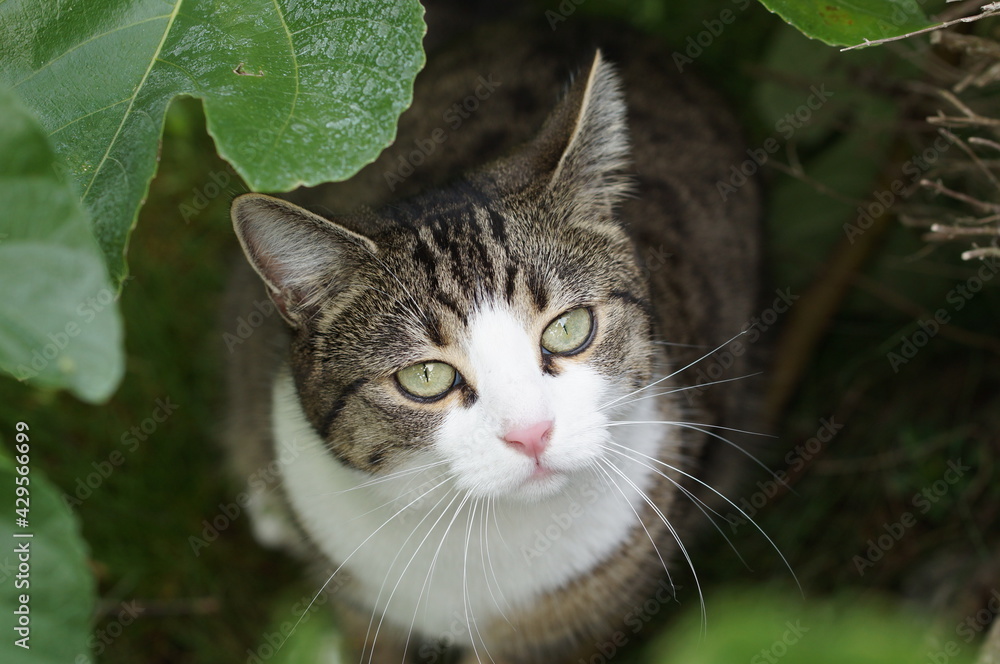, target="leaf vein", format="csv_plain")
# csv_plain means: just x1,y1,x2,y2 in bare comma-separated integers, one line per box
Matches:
80,2,183,204
12,14,172,89
47,97,132,137
266,0,301,153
